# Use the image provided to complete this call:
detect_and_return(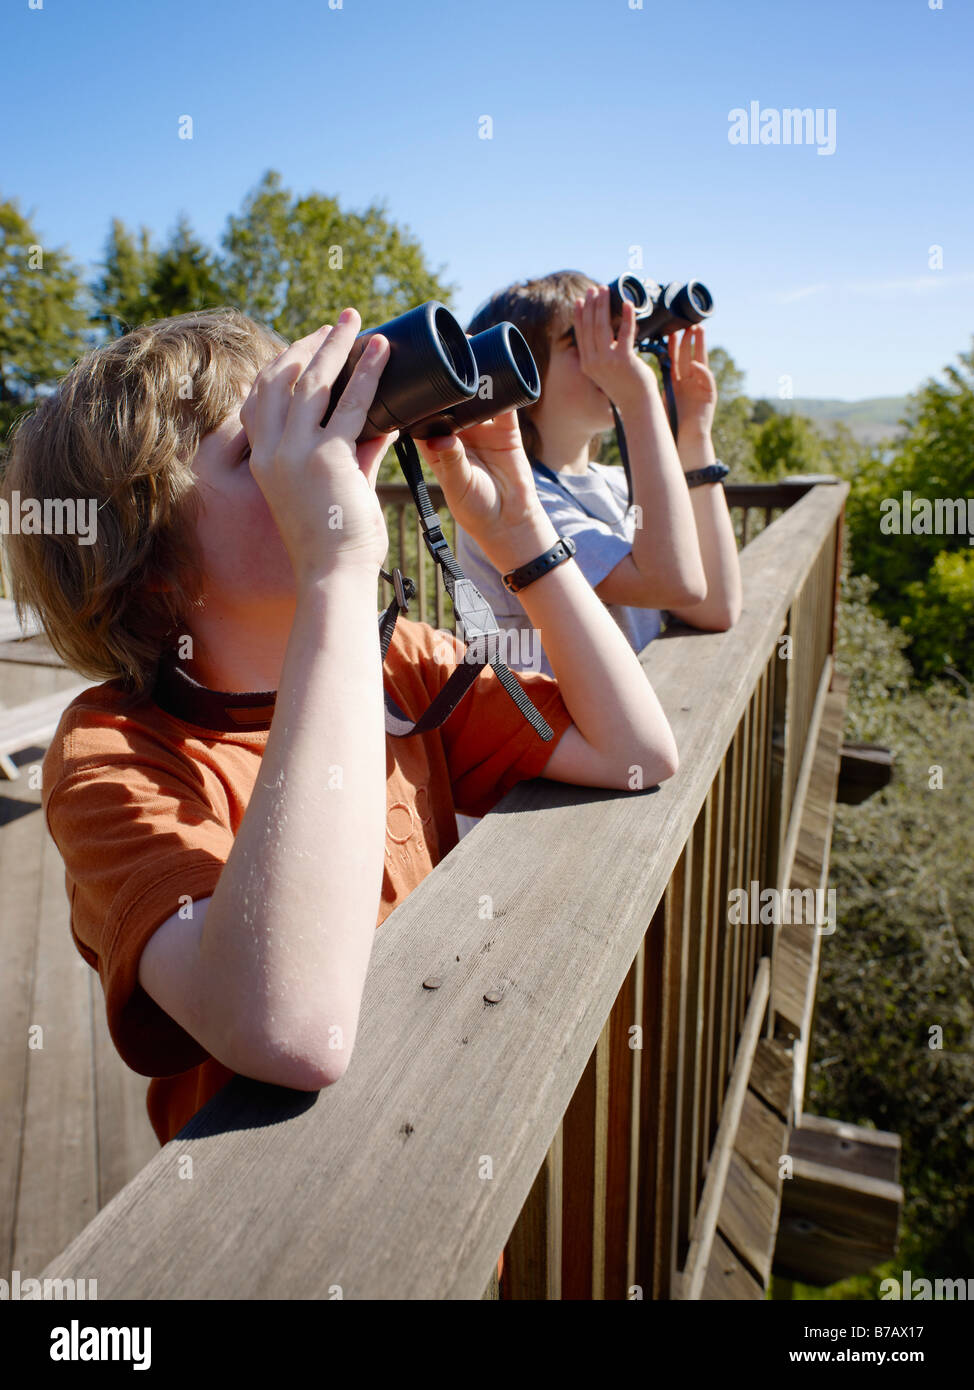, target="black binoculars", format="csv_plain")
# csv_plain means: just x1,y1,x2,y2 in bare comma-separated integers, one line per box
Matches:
607,274,713,342
320,302,541,441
